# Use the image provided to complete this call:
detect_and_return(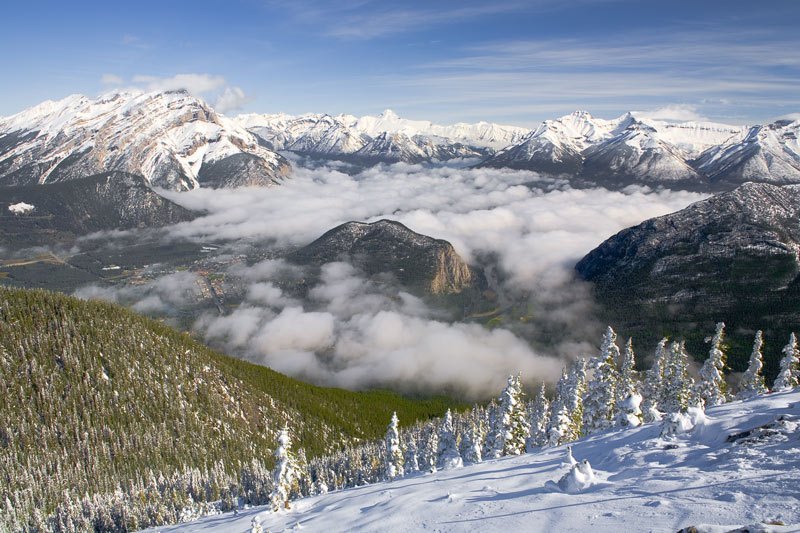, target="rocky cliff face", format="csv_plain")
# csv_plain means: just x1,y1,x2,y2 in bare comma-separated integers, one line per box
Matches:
576,182,800,371
289,219,479,295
